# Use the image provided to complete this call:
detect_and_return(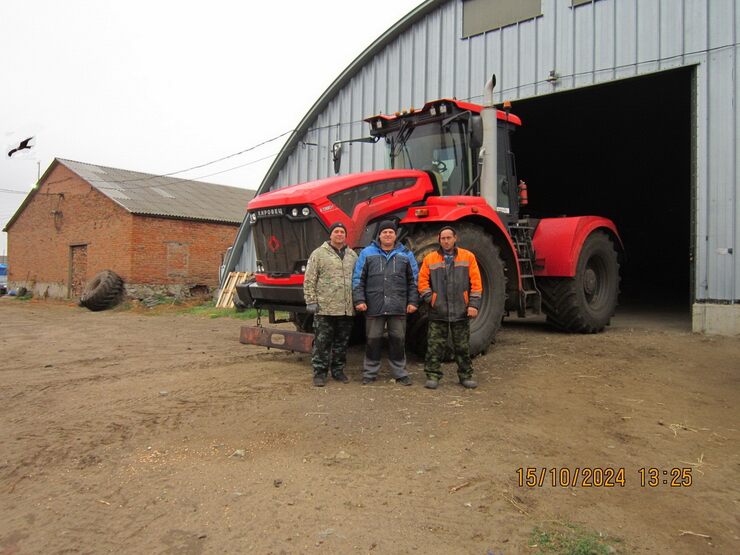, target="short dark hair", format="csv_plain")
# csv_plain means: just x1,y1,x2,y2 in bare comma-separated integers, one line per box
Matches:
438,226,457,239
